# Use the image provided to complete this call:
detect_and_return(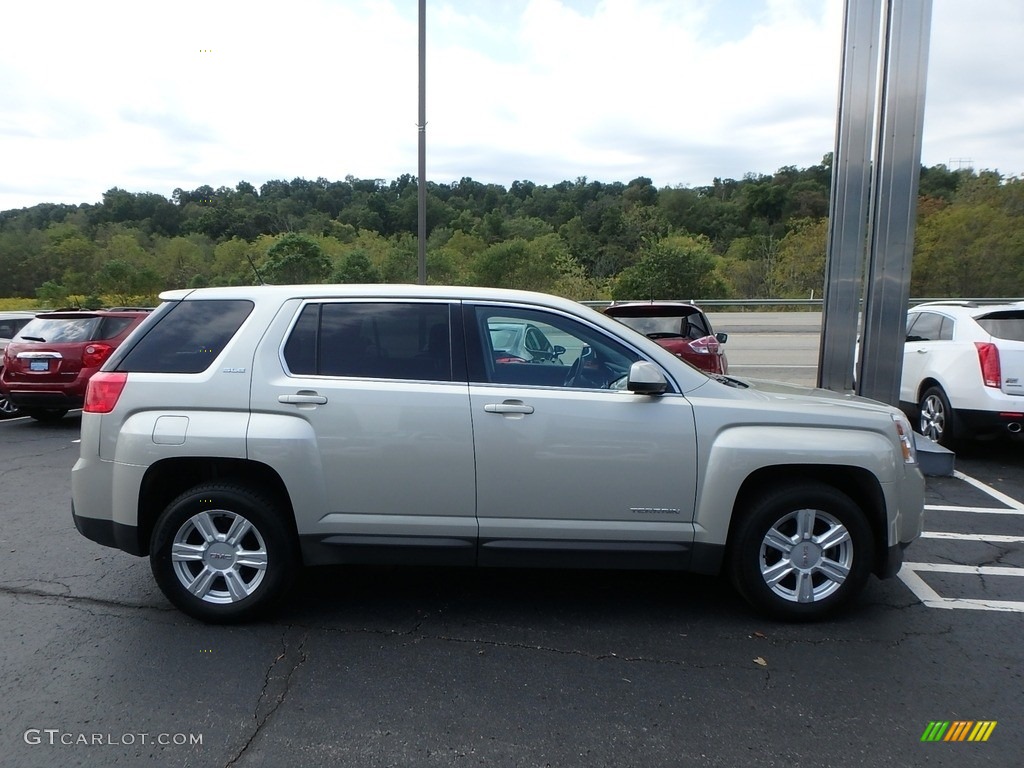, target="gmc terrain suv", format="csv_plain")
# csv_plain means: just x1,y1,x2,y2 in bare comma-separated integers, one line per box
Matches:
71,285,925,623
